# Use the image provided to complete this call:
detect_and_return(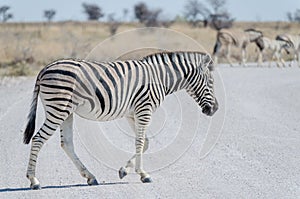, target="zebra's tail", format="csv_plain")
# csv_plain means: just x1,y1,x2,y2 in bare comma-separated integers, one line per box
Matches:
276,35,293,47
23,79,40,144
213,32,222,55
213,37,222,55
